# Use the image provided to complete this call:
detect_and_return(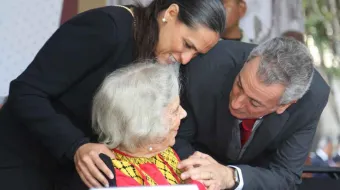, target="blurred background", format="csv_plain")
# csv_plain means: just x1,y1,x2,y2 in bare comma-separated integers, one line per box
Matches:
0,0,339,174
